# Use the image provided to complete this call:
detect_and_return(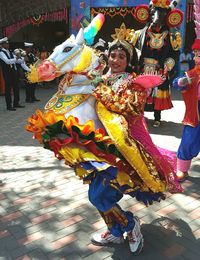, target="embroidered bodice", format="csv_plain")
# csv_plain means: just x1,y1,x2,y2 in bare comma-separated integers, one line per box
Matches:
93,72,147,116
